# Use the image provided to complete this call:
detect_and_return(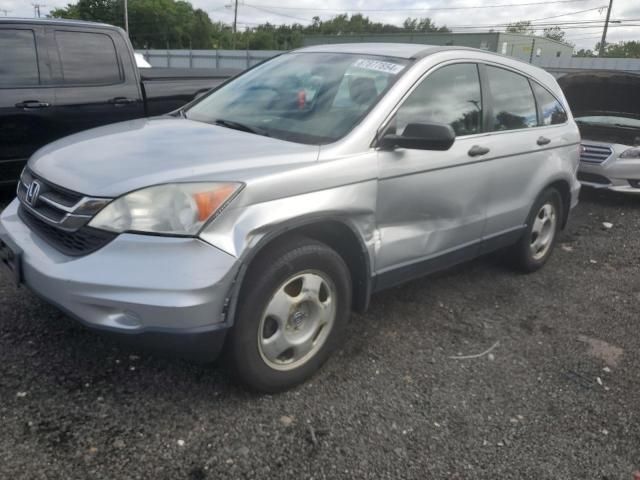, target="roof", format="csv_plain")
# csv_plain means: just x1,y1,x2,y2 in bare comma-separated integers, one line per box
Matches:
294,43,439,59
294,42,524,62
0,17,119,30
